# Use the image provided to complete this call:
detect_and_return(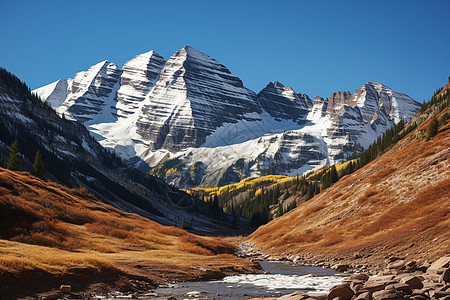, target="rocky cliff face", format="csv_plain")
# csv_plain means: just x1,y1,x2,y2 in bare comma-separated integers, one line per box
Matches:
57,61,122,123
136,46,260,151
257,82,310,123
116,51,166,118
34,46,421,188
